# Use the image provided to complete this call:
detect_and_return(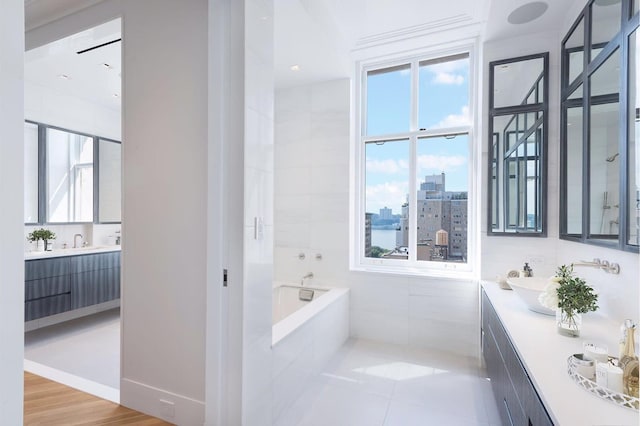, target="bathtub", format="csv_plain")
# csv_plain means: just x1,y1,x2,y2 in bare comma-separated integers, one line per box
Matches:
271,284,349,422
